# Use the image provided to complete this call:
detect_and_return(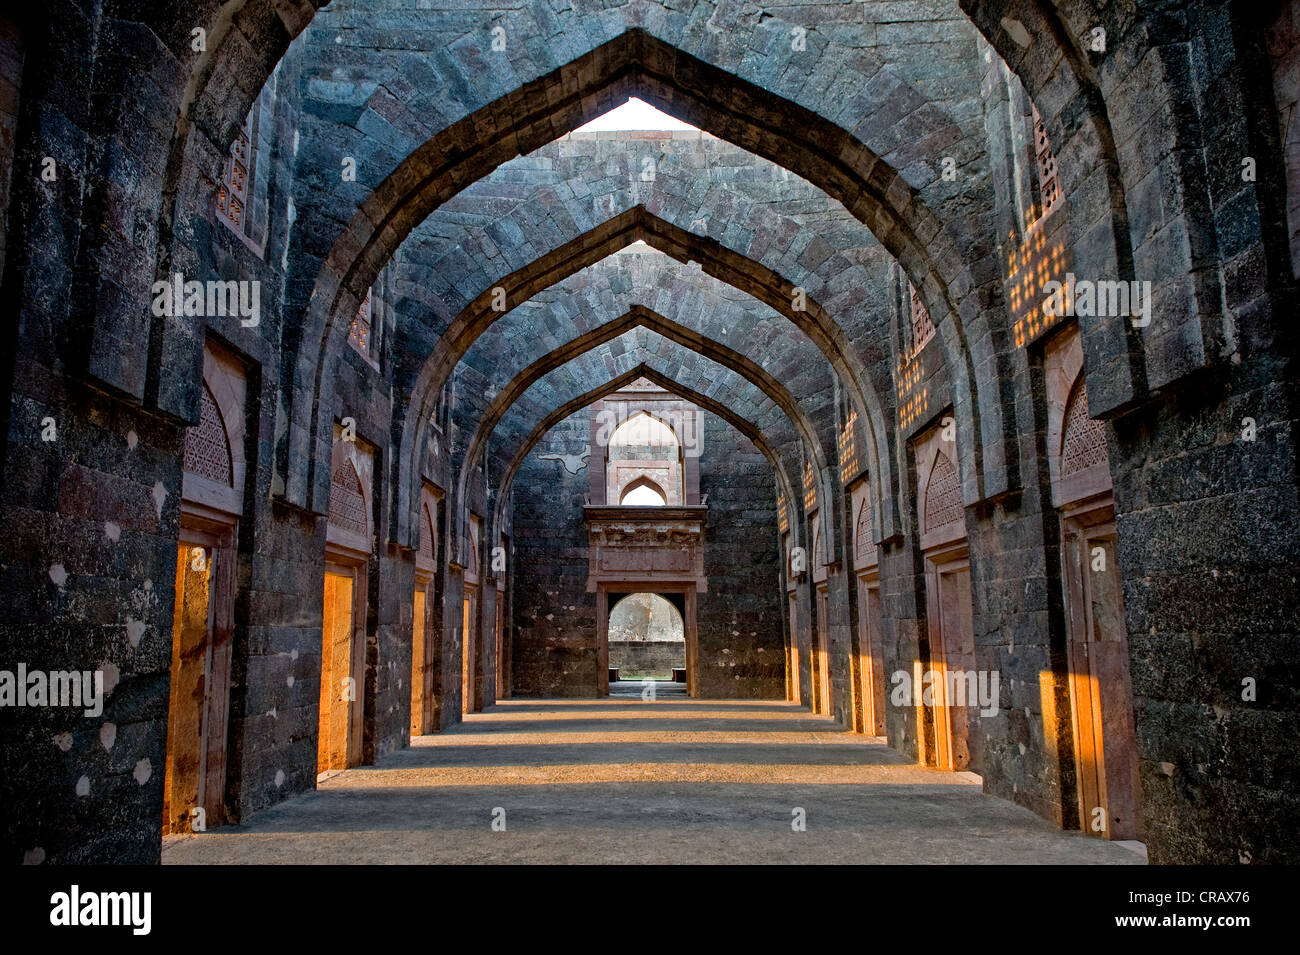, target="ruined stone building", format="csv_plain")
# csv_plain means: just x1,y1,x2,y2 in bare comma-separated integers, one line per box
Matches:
0,0,1297,866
